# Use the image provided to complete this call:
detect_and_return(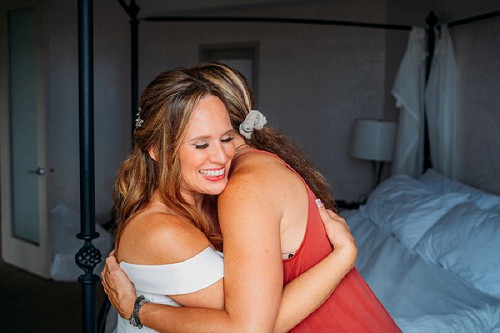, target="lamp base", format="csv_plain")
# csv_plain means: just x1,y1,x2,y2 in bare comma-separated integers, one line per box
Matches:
372,161,385,188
